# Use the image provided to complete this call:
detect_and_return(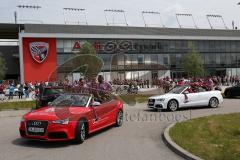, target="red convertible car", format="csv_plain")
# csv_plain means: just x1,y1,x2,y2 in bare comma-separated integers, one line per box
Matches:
19,93,123,143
